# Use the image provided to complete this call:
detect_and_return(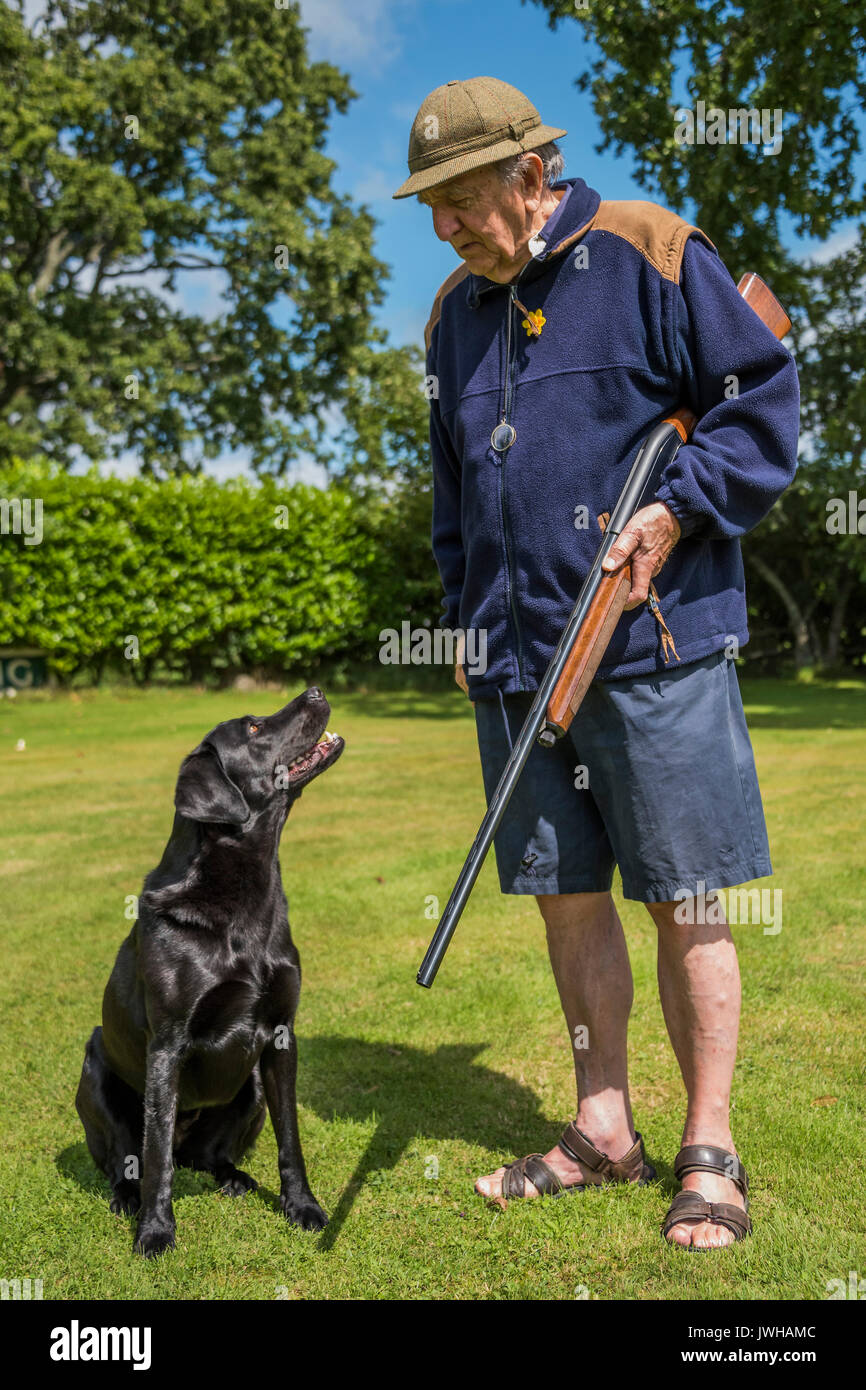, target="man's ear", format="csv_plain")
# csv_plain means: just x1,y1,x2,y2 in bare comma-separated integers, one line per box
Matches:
174,744,250,825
